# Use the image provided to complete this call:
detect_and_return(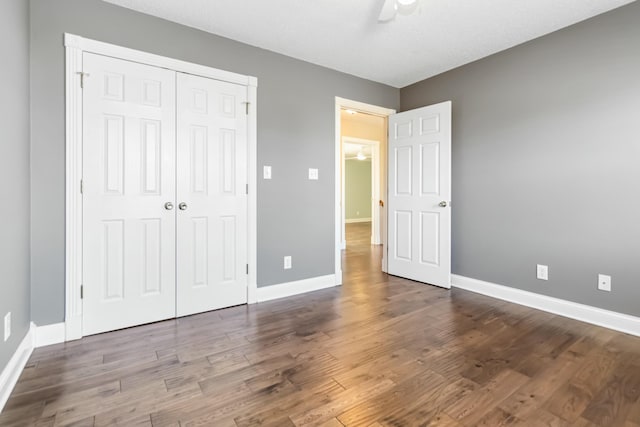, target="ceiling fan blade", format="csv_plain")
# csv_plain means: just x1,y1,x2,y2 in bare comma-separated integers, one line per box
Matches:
378,0,397,22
